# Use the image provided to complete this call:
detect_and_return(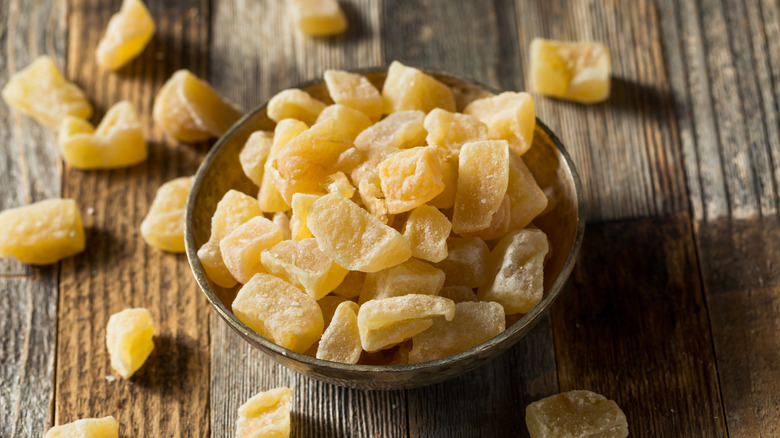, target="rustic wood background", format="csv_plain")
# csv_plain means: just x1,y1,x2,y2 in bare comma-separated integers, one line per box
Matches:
1,0,779,436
